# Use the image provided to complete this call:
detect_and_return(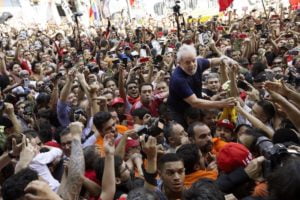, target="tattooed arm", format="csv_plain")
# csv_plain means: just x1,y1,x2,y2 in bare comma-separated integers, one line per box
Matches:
58,122,85,200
